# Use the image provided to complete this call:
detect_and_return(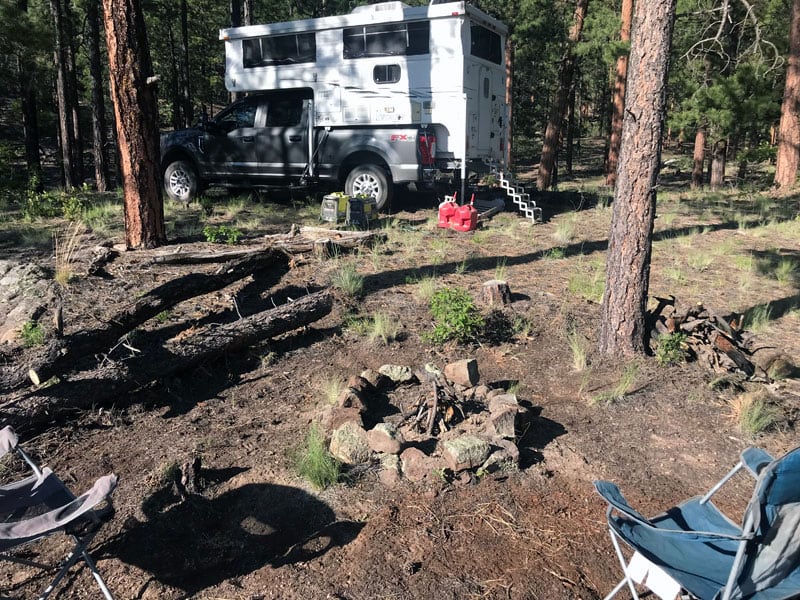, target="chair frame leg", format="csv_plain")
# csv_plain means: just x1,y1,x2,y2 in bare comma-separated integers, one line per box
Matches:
34,533,115,600
605,528,641,600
